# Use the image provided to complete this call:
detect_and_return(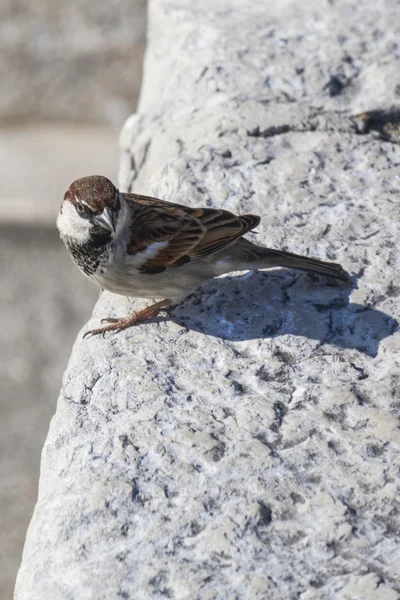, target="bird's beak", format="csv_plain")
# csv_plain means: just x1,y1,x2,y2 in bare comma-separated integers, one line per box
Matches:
93,207,115,233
